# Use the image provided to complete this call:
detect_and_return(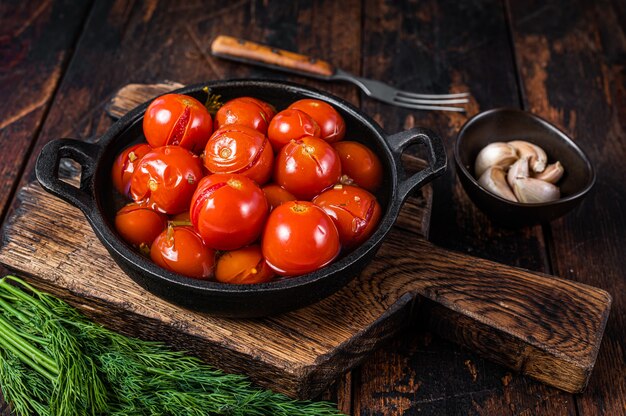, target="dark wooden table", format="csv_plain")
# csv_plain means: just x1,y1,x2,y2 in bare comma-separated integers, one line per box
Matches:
1,1,624,415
